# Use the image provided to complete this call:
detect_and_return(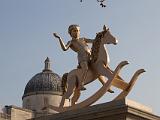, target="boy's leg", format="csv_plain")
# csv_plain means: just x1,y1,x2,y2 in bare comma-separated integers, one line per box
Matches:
79,61,88,90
